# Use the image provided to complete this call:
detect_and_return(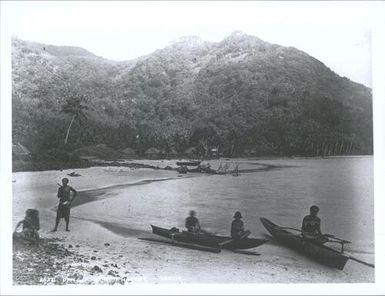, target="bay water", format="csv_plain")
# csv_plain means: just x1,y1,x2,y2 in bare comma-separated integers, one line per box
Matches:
77,156,374,257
